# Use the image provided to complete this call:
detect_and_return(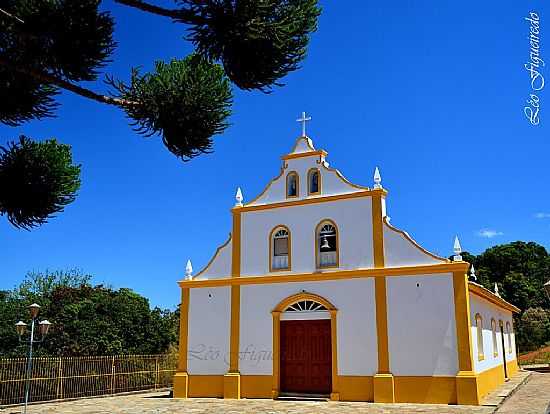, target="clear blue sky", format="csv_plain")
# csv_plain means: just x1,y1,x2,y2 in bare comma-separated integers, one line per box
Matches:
1,1,548,309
